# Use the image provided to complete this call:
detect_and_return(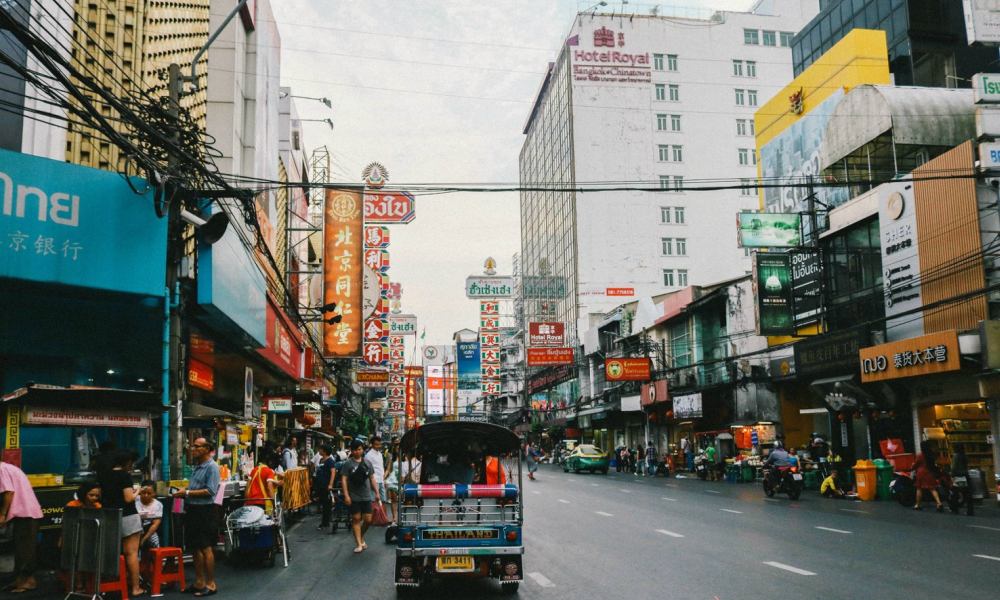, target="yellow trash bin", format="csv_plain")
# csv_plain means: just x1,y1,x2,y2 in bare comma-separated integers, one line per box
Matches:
854,460,877,501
